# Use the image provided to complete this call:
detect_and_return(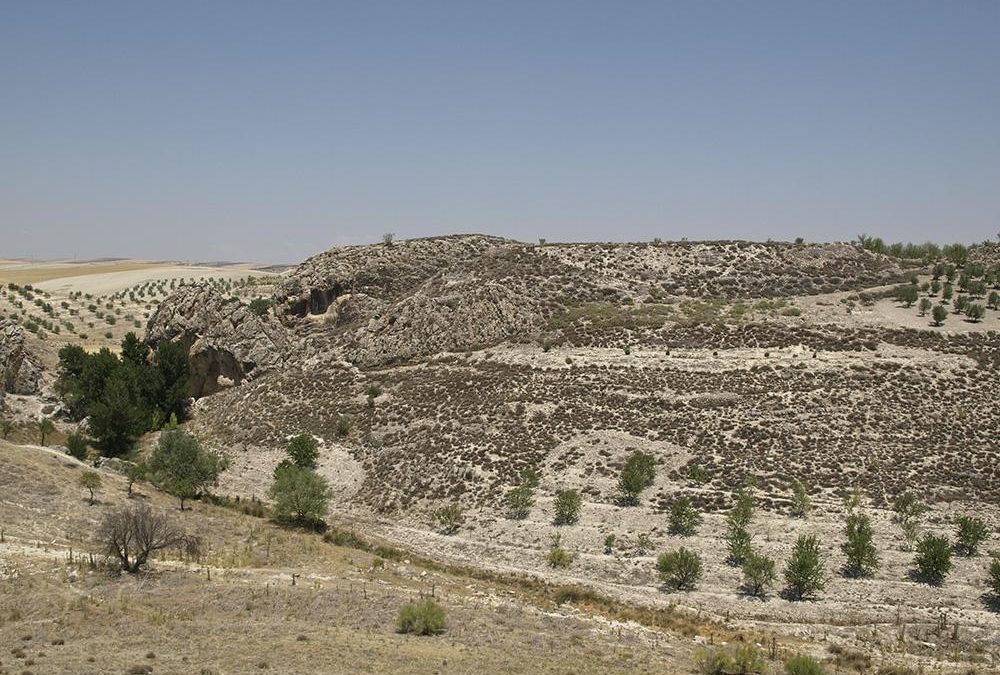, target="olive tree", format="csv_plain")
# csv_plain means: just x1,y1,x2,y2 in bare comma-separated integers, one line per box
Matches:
553,489,582,525
931,304,948,326
842,512,880,577
954,516,989,556
149,429,226,510
668,496,702,536
914,534,952,584
79,470,102,505
269,463,332,526
742,550,776,598
285,433,319,469
656,547,702,591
